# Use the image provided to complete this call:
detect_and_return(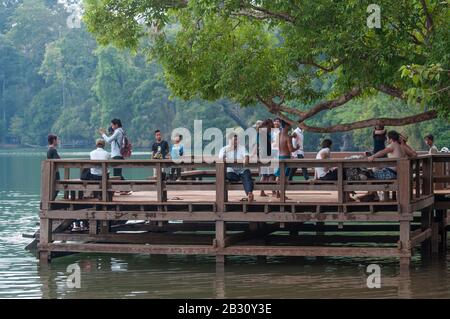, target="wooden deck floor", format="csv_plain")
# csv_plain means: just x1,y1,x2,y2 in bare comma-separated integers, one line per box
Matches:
56,190,342,203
